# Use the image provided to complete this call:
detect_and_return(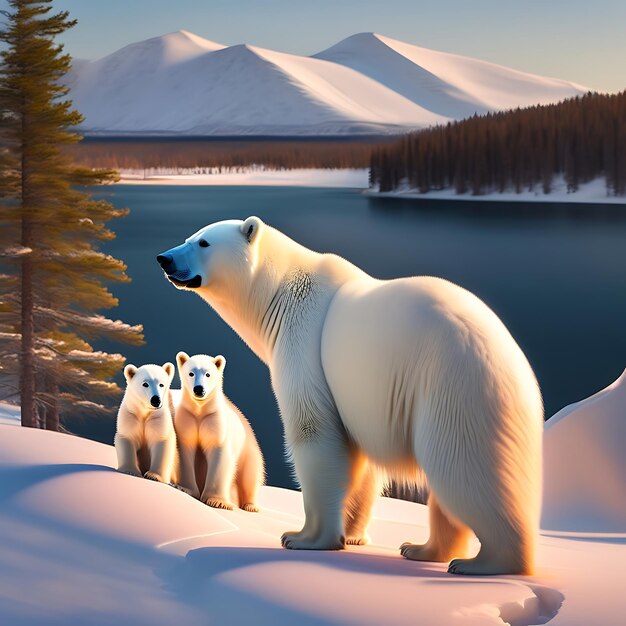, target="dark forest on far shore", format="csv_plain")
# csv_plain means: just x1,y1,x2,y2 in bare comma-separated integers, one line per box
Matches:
370,91,626,196
65,136,393,172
